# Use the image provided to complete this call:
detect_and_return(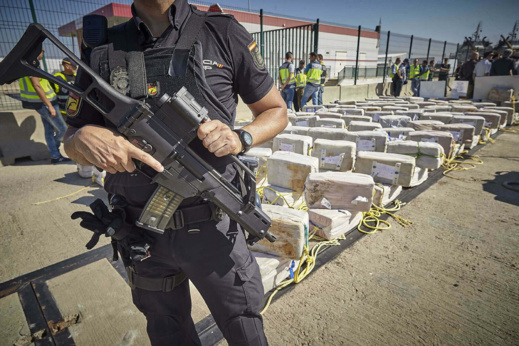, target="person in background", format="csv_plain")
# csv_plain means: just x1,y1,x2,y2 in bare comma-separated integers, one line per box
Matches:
317,54,327,105
389,57,403,96
401,58,409,86
52,58,77,116
417,60,430,96
278,51,296,110
474,51,493,77
490,49,518,76
454,63,462,80
428,60,435,81
301,52,324,108
409,58,420,96
294,60,307,112
438,58,451,81
460,51,479,98
19,50,71,164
